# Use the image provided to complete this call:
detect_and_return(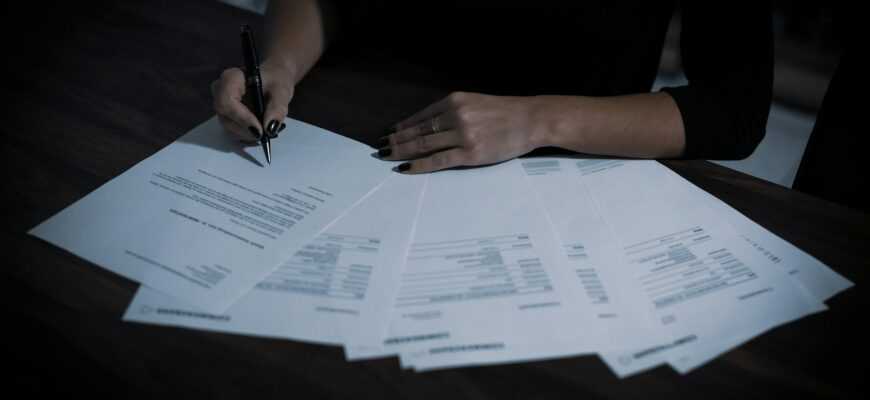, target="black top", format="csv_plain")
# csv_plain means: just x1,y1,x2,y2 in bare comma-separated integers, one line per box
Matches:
329,1,773,160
